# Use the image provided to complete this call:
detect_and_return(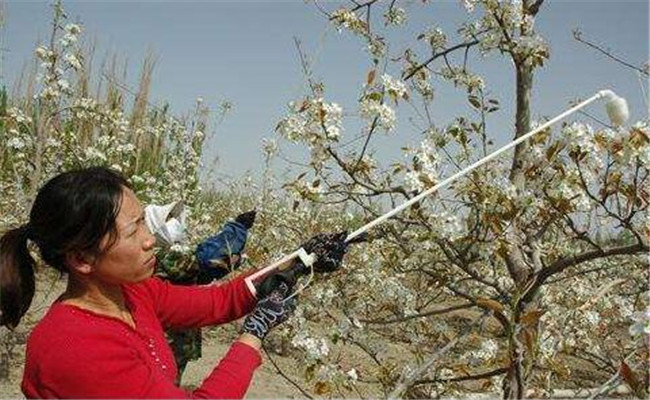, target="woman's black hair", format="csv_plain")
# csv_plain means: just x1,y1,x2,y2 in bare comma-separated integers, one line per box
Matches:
0,166,130,329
